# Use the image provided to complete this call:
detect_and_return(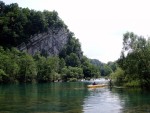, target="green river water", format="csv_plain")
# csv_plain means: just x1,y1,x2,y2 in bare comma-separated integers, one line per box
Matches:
0,81,150,113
